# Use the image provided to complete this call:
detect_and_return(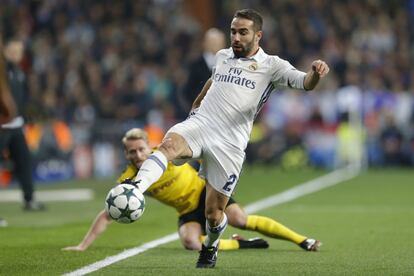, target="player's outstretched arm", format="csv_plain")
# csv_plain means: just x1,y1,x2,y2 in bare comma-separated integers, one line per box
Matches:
191,78,212,110
62,210,112,251
303,59,329,91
